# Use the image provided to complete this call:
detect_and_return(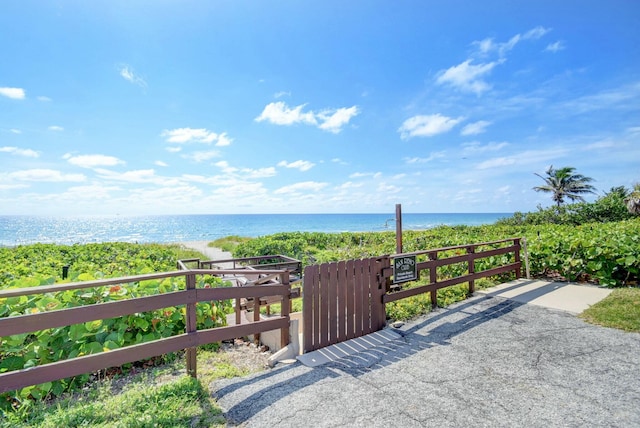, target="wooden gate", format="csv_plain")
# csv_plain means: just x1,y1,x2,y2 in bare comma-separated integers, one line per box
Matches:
302,257,389,353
